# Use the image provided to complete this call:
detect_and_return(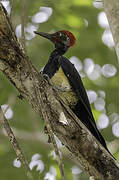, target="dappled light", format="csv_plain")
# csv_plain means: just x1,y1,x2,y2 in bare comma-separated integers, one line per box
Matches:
16,24,22,38
50,150,57,159
93,0,103,9
29,153,44,172
32,12,49,24
109,112,119,124
98,11,109,29
44,166,57,180
98,90,106,99
112,122,119,137
84,18,88,27
87,90,97,104
54,135,63,149
84,58,94,76
94,97,105,111
1,104,13,120
16,23,38,40
32,7,52,24
29,159,44,172
101,64,117,78
13,158,21,168
25,23,38,40
1,0,11,15
102,29,115,47
87,64,101,80
97,114,109,129
98,11,115,47
71,165,82,175
70,56,83,72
